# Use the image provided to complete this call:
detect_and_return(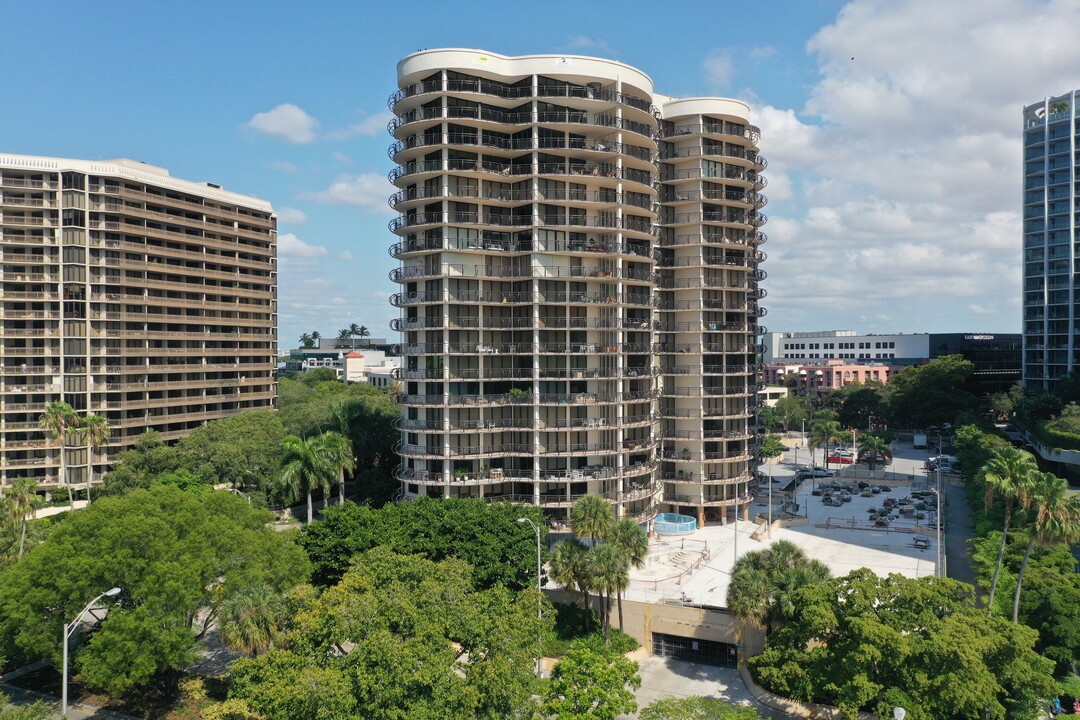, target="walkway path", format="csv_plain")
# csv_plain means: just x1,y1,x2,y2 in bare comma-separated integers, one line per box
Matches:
1,683,136,719
617,657,798,719
943,482,979,596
